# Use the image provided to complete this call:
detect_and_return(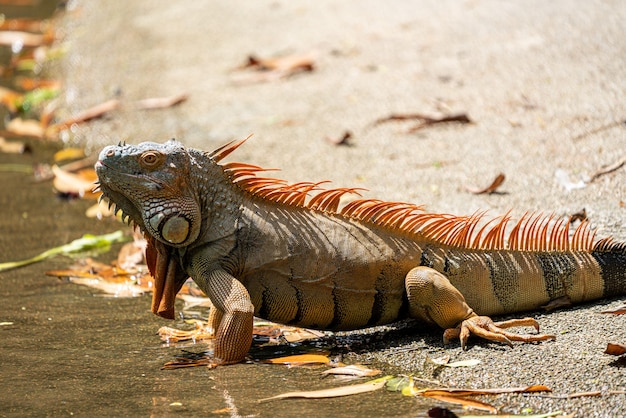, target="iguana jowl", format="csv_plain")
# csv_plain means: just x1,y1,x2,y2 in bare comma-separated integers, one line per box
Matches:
95,138,626,366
